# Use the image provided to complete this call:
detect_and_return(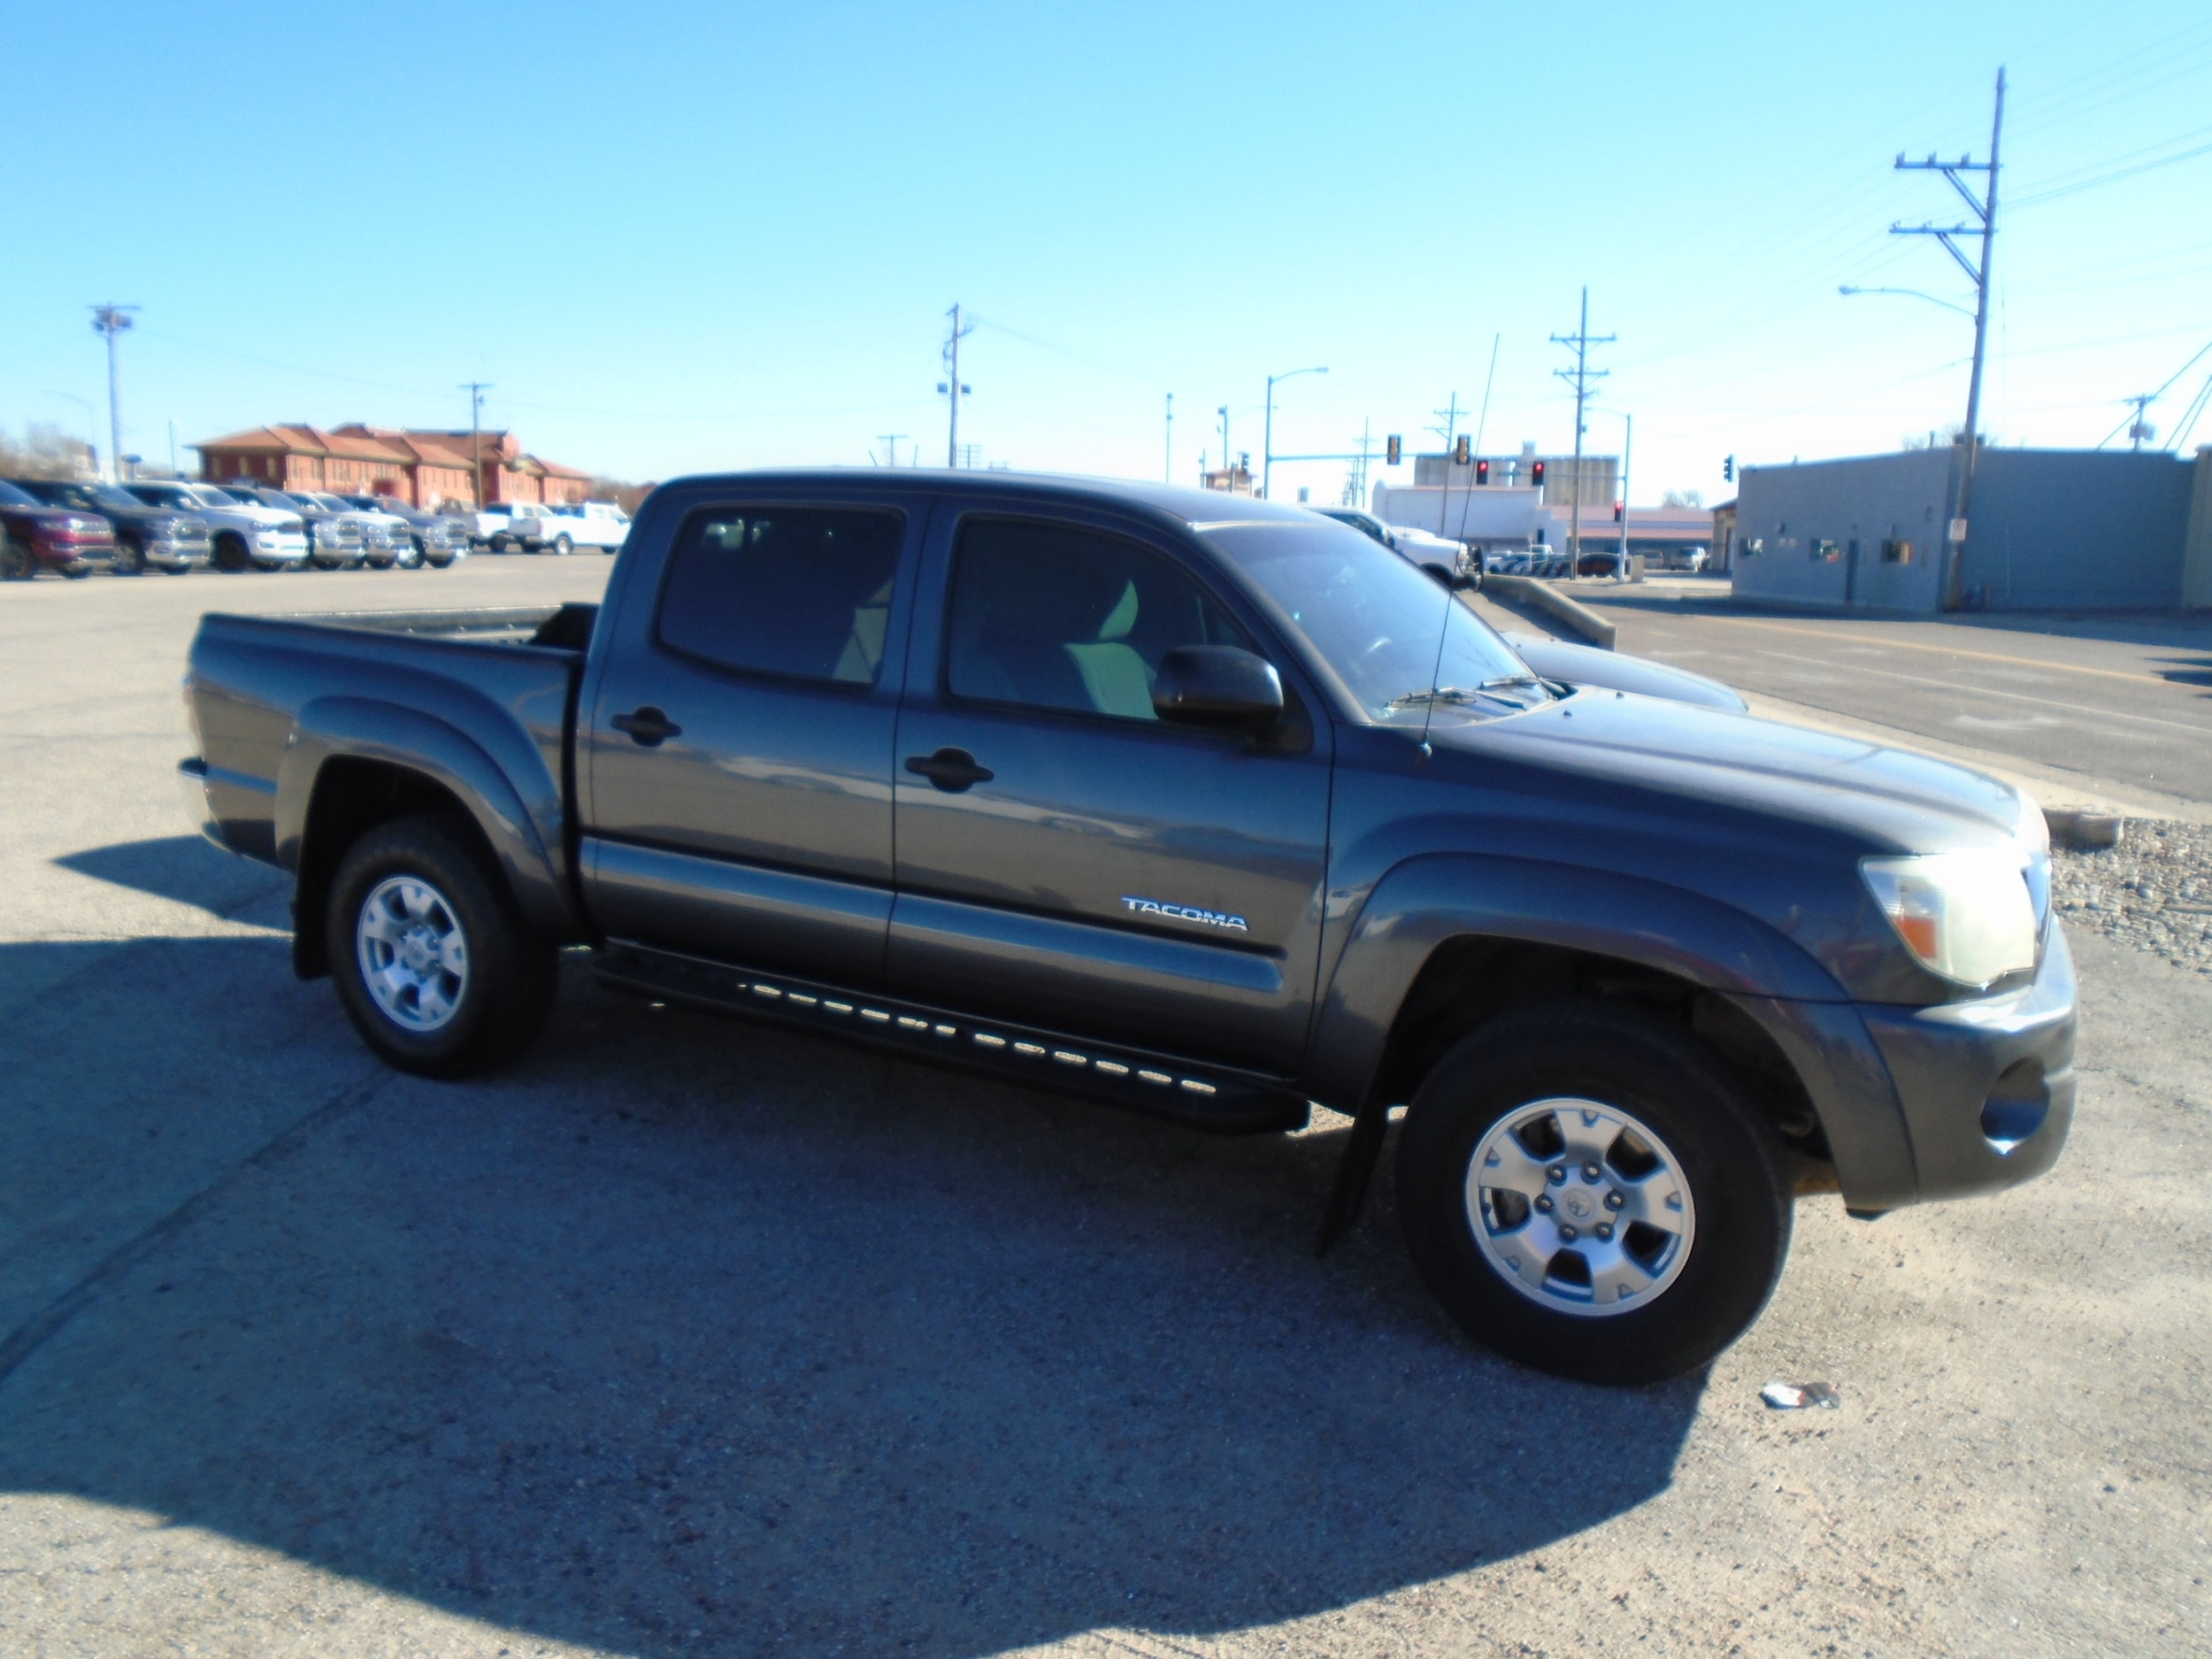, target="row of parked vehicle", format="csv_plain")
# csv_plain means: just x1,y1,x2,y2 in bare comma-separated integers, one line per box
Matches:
0,479,632,580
